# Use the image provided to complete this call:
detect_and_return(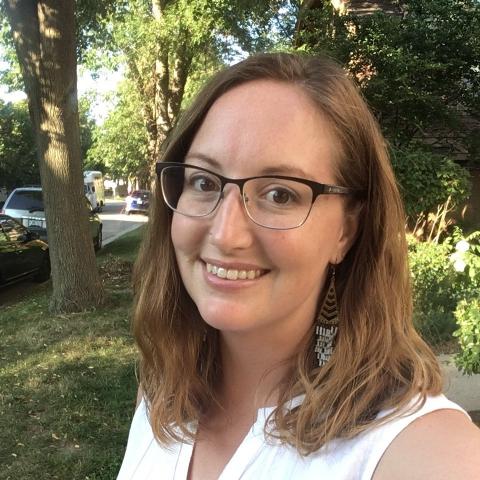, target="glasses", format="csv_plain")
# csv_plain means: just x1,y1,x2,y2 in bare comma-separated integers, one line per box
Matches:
156,162,356,230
